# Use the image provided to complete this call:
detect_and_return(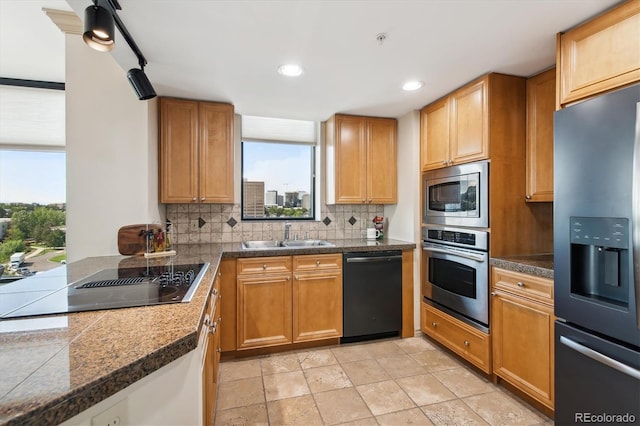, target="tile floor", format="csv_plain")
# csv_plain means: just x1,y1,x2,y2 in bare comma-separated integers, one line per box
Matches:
214,335,554,425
